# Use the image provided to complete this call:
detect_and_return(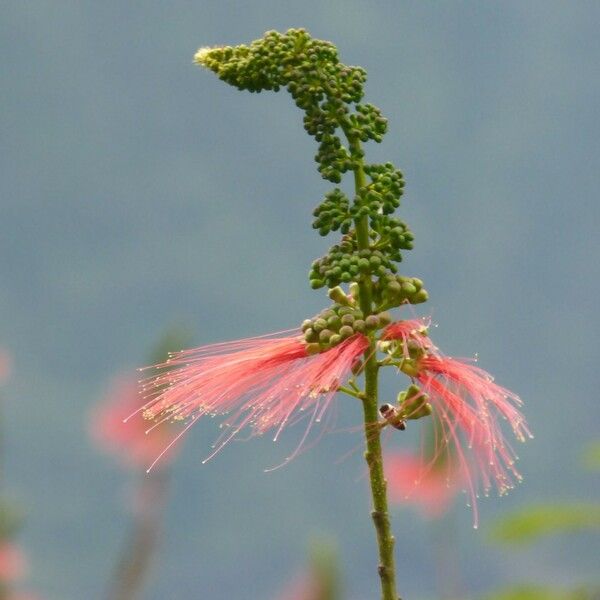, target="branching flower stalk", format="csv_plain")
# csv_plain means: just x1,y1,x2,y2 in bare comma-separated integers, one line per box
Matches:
137,29,531,600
